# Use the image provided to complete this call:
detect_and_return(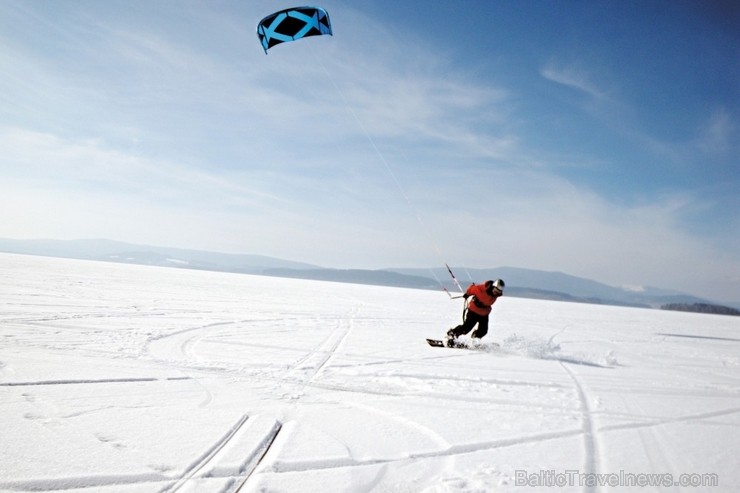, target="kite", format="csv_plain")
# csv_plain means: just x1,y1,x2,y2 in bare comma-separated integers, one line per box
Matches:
257,6,333,54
